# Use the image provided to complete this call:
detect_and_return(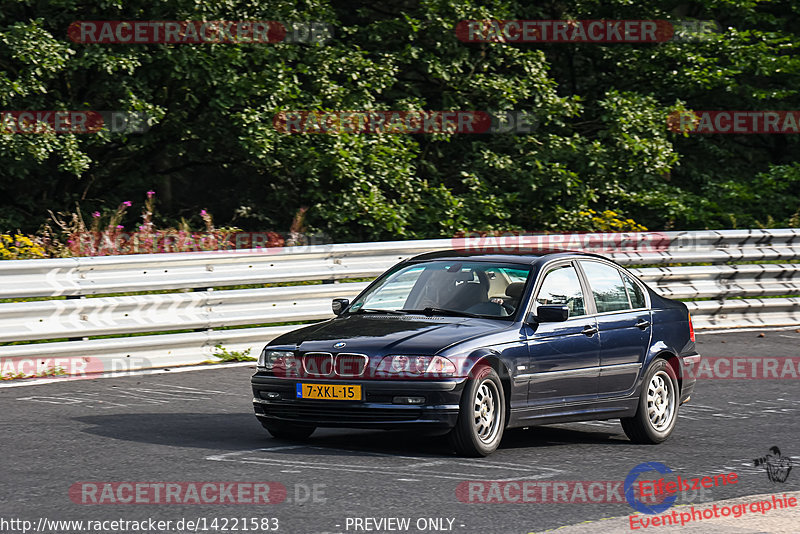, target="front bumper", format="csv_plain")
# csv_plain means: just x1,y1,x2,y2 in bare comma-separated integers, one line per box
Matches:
680,353,701,404
251,374,465,430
